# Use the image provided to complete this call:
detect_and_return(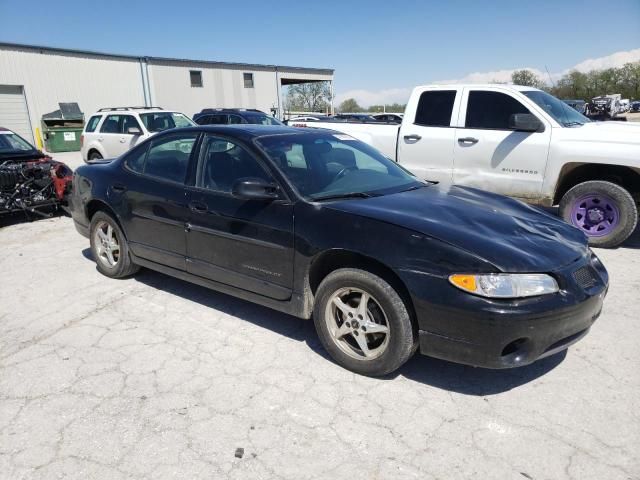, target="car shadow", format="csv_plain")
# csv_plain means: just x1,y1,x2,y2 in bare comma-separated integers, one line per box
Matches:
79,248,565,395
